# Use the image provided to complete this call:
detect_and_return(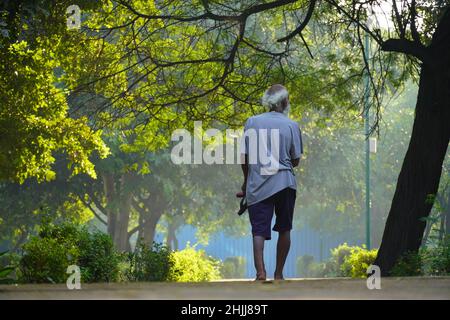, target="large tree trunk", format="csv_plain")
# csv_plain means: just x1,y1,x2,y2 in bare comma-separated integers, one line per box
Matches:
115,195,131,252
102,173,133,251
102,173,116,239
139,211,163,246
375,9,450,275
441,184,450,235
446,197,450,235
114,174,132,252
